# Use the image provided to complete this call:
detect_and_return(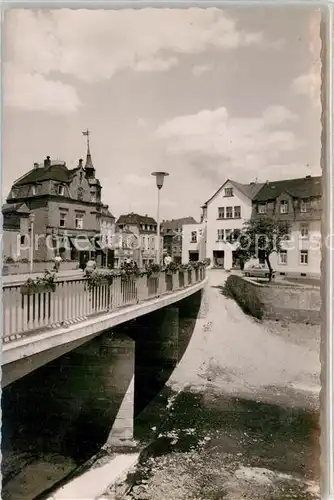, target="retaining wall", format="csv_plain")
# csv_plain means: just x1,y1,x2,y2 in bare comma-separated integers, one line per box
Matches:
224,275,321,325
